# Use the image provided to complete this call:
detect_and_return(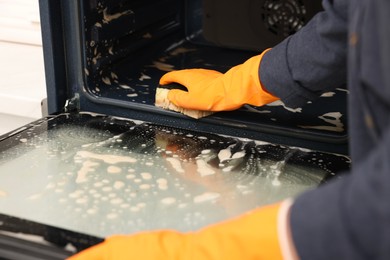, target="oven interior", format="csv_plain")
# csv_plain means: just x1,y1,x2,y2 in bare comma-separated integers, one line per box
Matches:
44,0,347,154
